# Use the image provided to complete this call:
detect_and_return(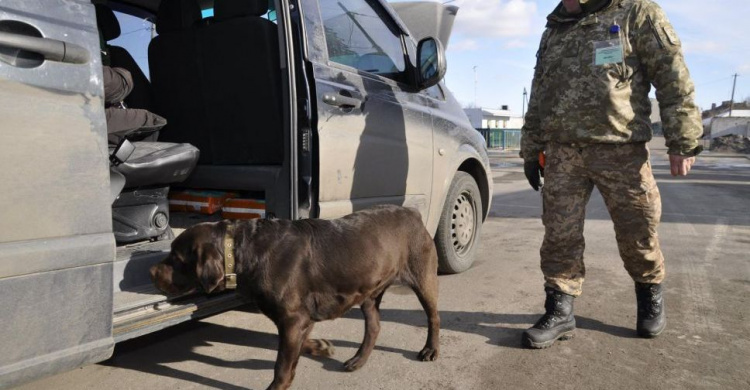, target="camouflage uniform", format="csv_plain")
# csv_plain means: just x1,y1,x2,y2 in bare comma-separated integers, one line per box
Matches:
521,0,702,296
